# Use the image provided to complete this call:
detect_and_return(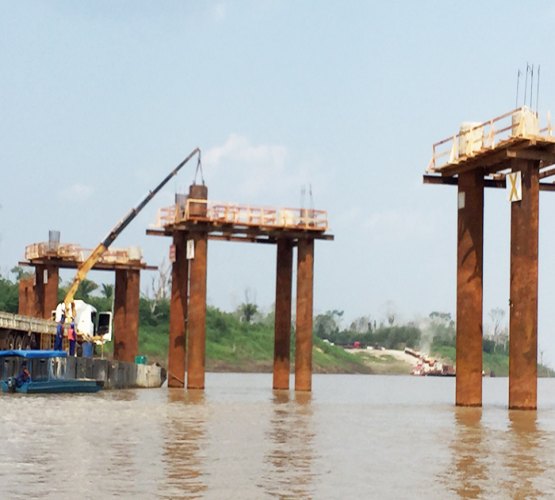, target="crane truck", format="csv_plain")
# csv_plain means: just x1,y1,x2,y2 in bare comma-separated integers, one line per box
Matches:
0,147,202,351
